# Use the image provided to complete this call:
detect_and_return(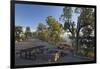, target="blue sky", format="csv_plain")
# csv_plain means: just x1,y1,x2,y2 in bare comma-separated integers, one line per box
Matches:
15,4,79,32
